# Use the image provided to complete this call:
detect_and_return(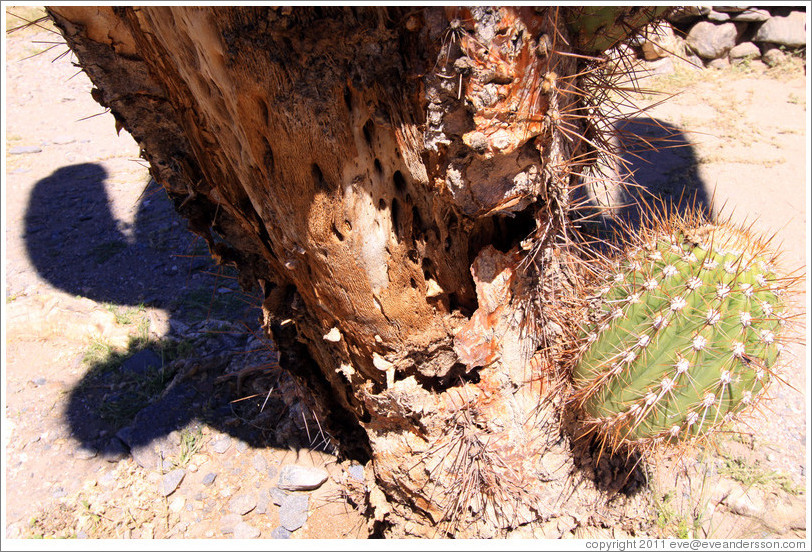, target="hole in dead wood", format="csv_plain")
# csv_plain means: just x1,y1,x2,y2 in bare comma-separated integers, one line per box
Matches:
391,198,402,241
410,206,425,243
407,249,418,263
373,158,382,174
399,361,480,394
421,258,436,281
362,119,374,147
448,292,473,318
444,236,452,251
343,85,353,112
392,170,406,193
257,97,269,123
332,222,345,241
262,137,275,171
377,198,386,210
311,163,330,192
410,277,417,289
